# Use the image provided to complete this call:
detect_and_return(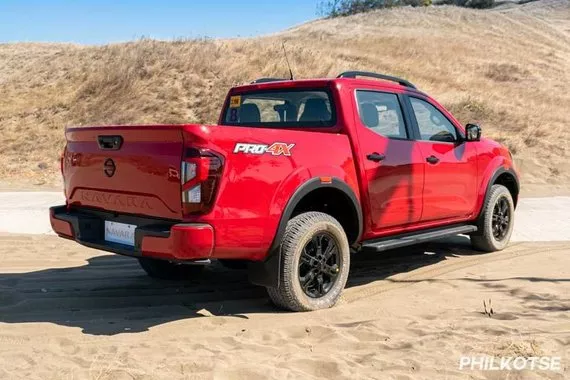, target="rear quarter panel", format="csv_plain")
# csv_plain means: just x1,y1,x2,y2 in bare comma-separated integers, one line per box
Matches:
183,125,359,260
